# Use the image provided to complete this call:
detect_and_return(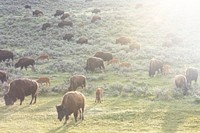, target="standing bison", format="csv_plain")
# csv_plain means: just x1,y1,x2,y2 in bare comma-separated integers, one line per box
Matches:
175,74,188,95
0,49,14,62
33,10,43,16
149,58,163,77
94,52,113,61
0,70,8,83
58,21,73,28
63,33,74,41
95,87,104,103
85,57,105,72
68,75,86,91
42,23,51,30
15,57,35,71
56,91,85,124
185,67,198,86
4,79,38,105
